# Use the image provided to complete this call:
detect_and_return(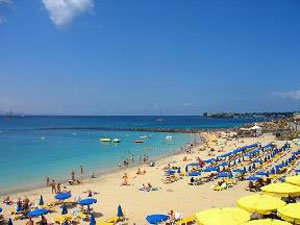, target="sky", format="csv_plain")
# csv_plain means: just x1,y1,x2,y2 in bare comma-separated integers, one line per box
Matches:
0,0,300,115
